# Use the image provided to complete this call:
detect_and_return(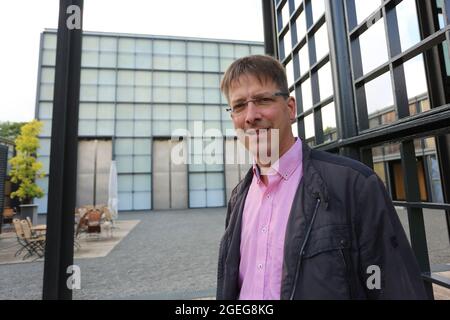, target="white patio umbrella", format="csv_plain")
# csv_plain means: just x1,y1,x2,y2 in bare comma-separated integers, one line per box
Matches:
107,160,119,221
